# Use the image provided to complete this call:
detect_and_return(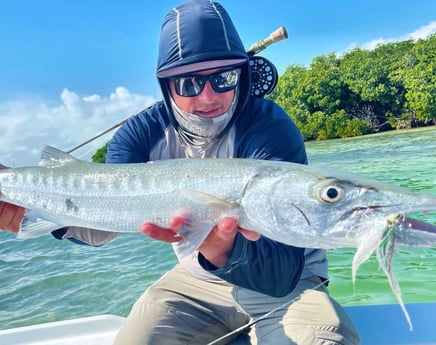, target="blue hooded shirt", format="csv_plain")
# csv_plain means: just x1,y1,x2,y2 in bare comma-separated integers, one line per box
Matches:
156,0,251,138
60,0,328,298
